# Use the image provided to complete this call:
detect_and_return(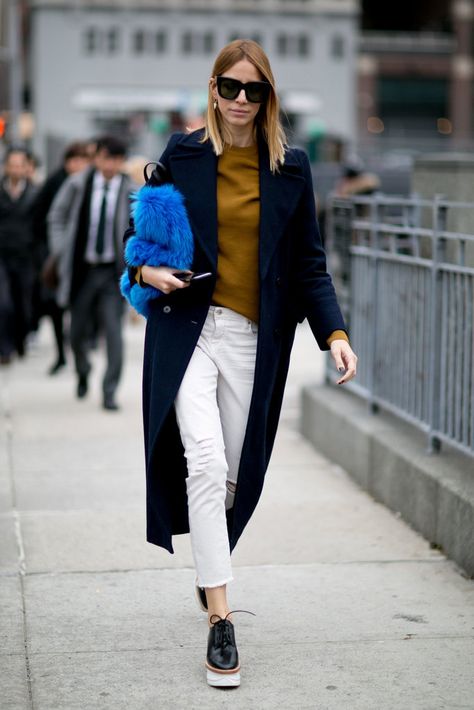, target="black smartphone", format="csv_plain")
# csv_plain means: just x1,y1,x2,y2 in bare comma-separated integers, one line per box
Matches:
174,271,212,282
